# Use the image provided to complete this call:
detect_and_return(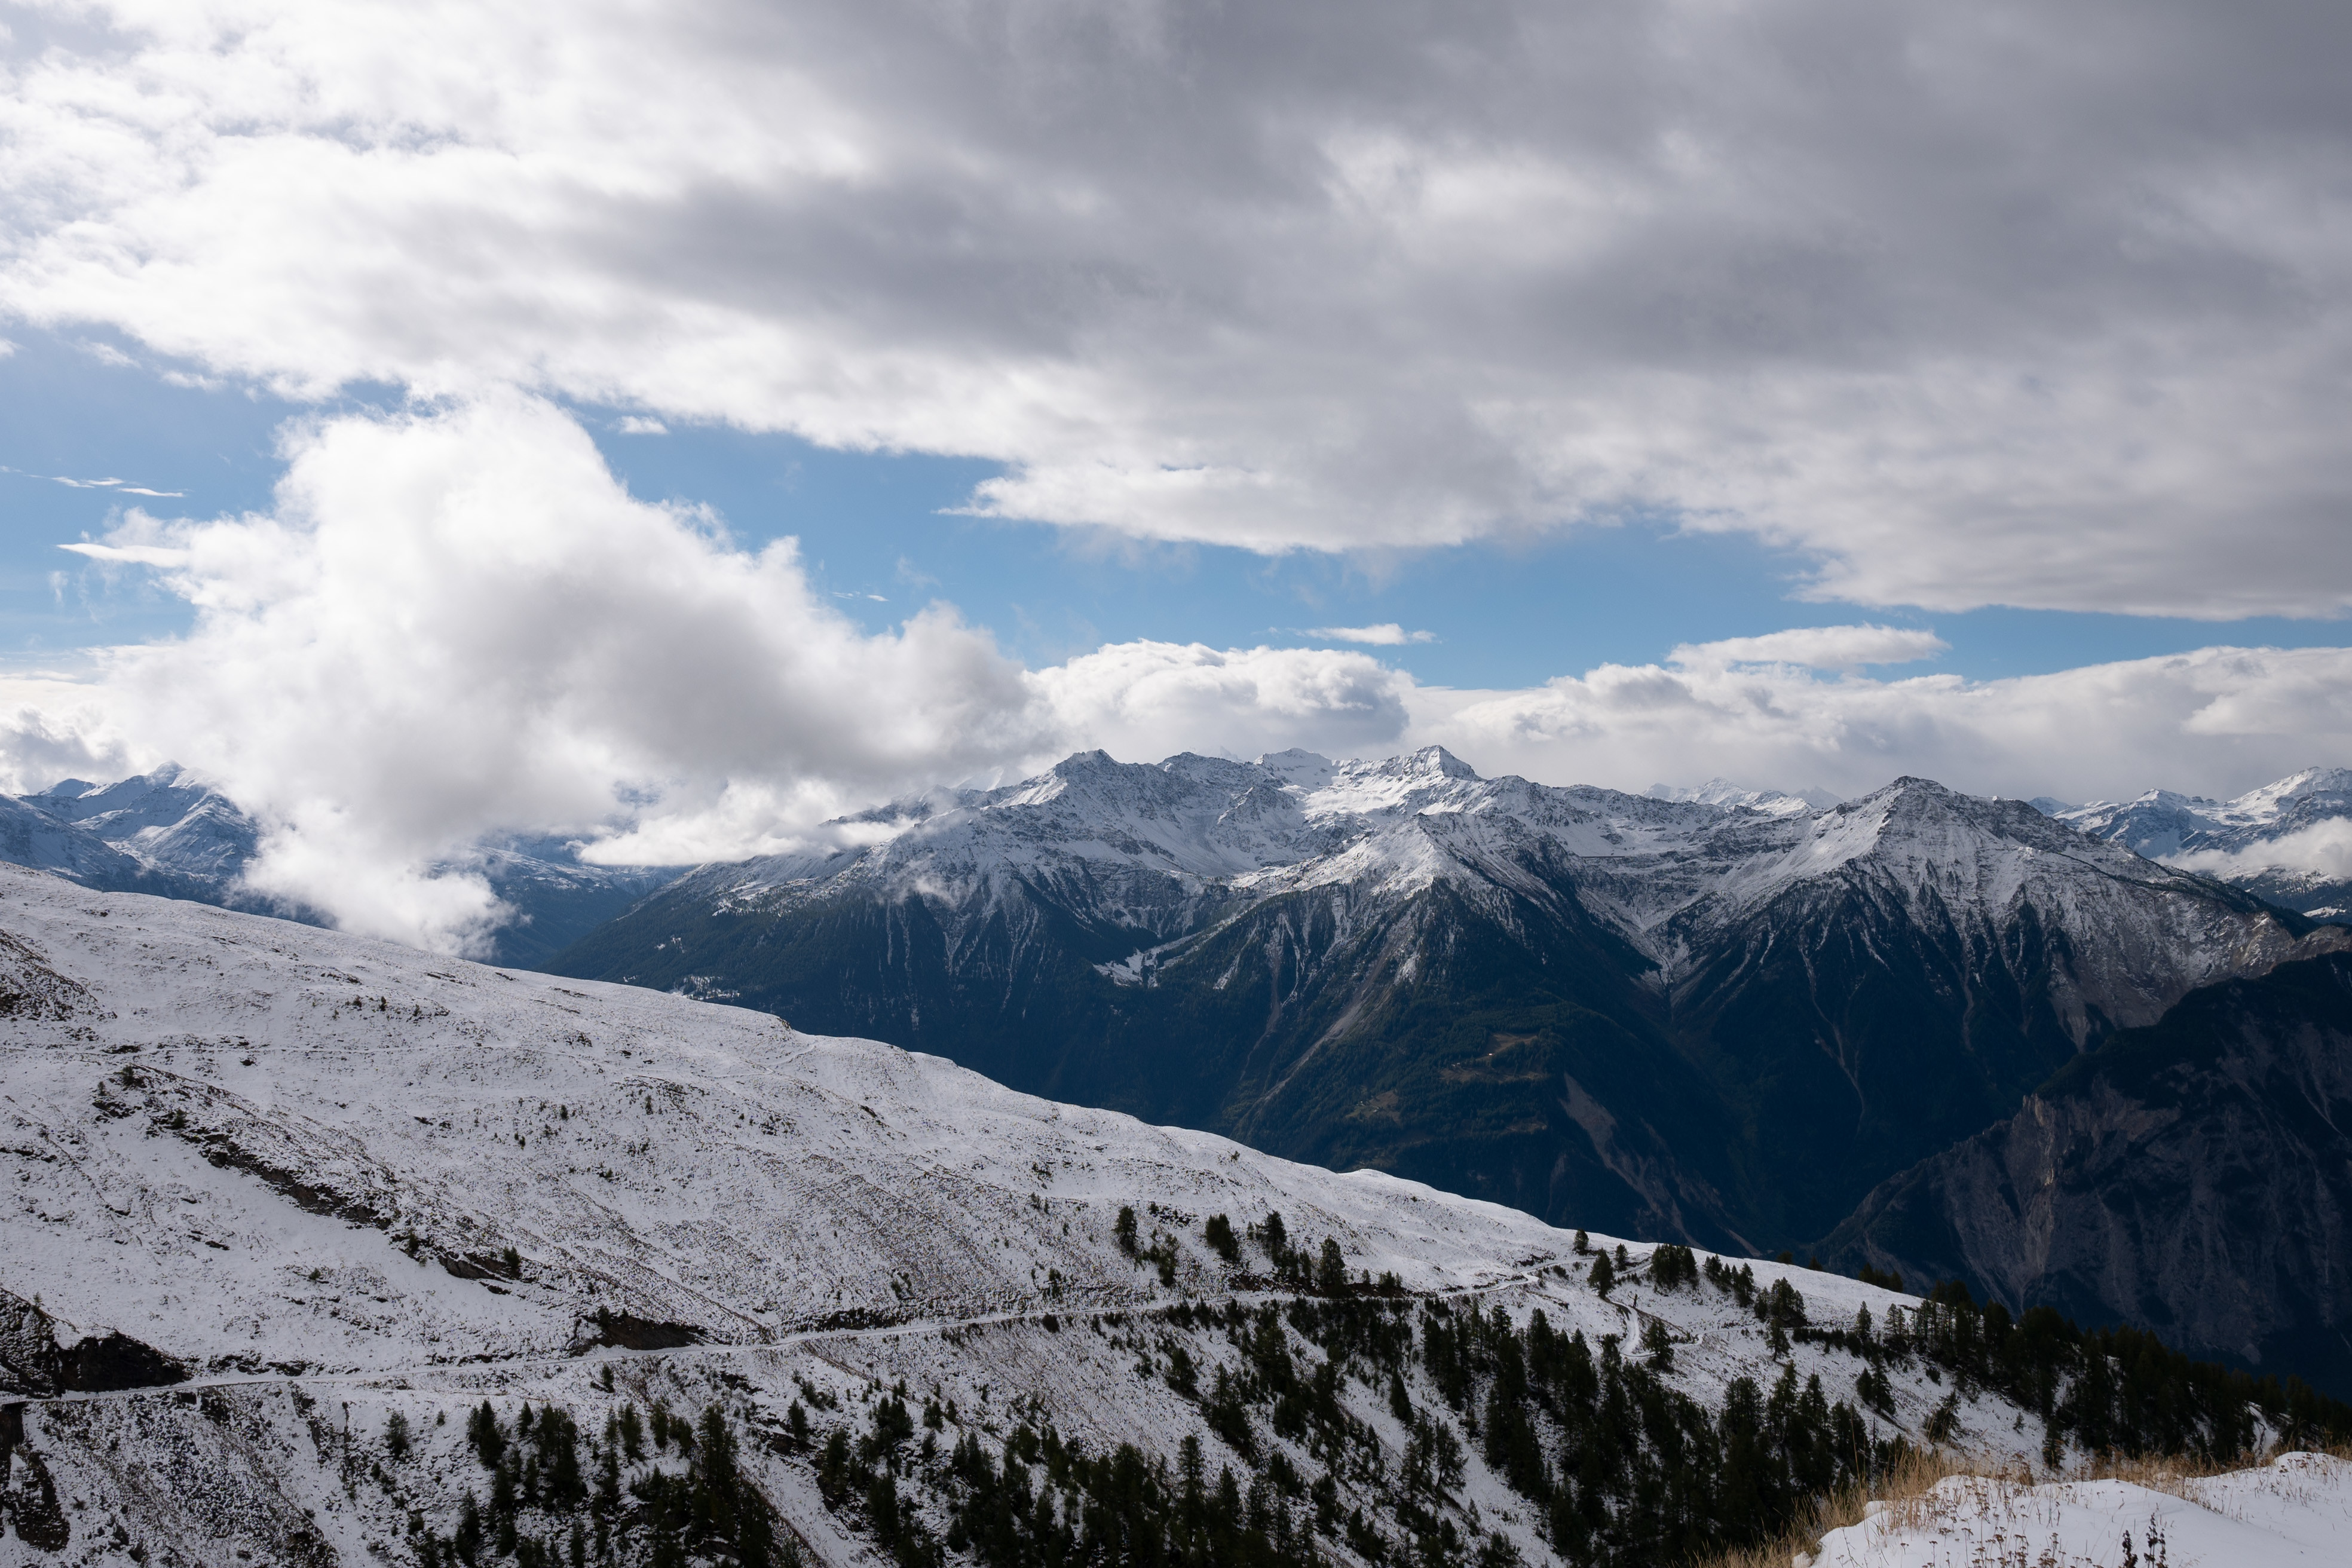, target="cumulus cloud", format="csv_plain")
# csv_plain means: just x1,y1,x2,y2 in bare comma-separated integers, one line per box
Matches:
68,396,1059,951
4,1,2350,615
1303,624,1437,647
0,678,137,797
1036,641,1413,767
